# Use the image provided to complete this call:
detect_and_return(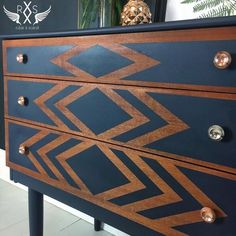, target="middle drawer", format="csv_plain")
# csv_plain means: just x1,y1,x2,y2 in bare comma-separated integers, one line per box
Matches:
5,76,236,172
